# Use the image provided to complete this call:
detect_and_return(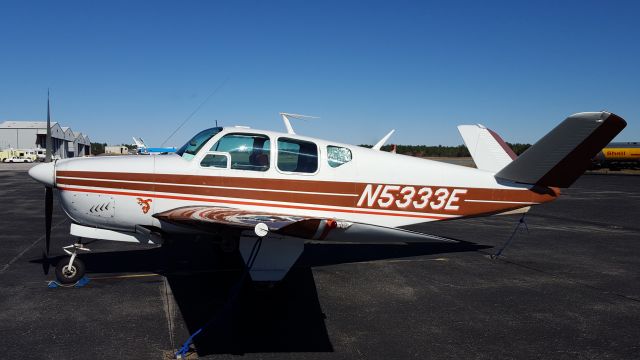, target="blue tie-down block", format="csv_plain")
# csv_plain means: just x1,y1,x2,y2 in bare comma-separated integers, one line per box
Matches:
47,276,90,289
